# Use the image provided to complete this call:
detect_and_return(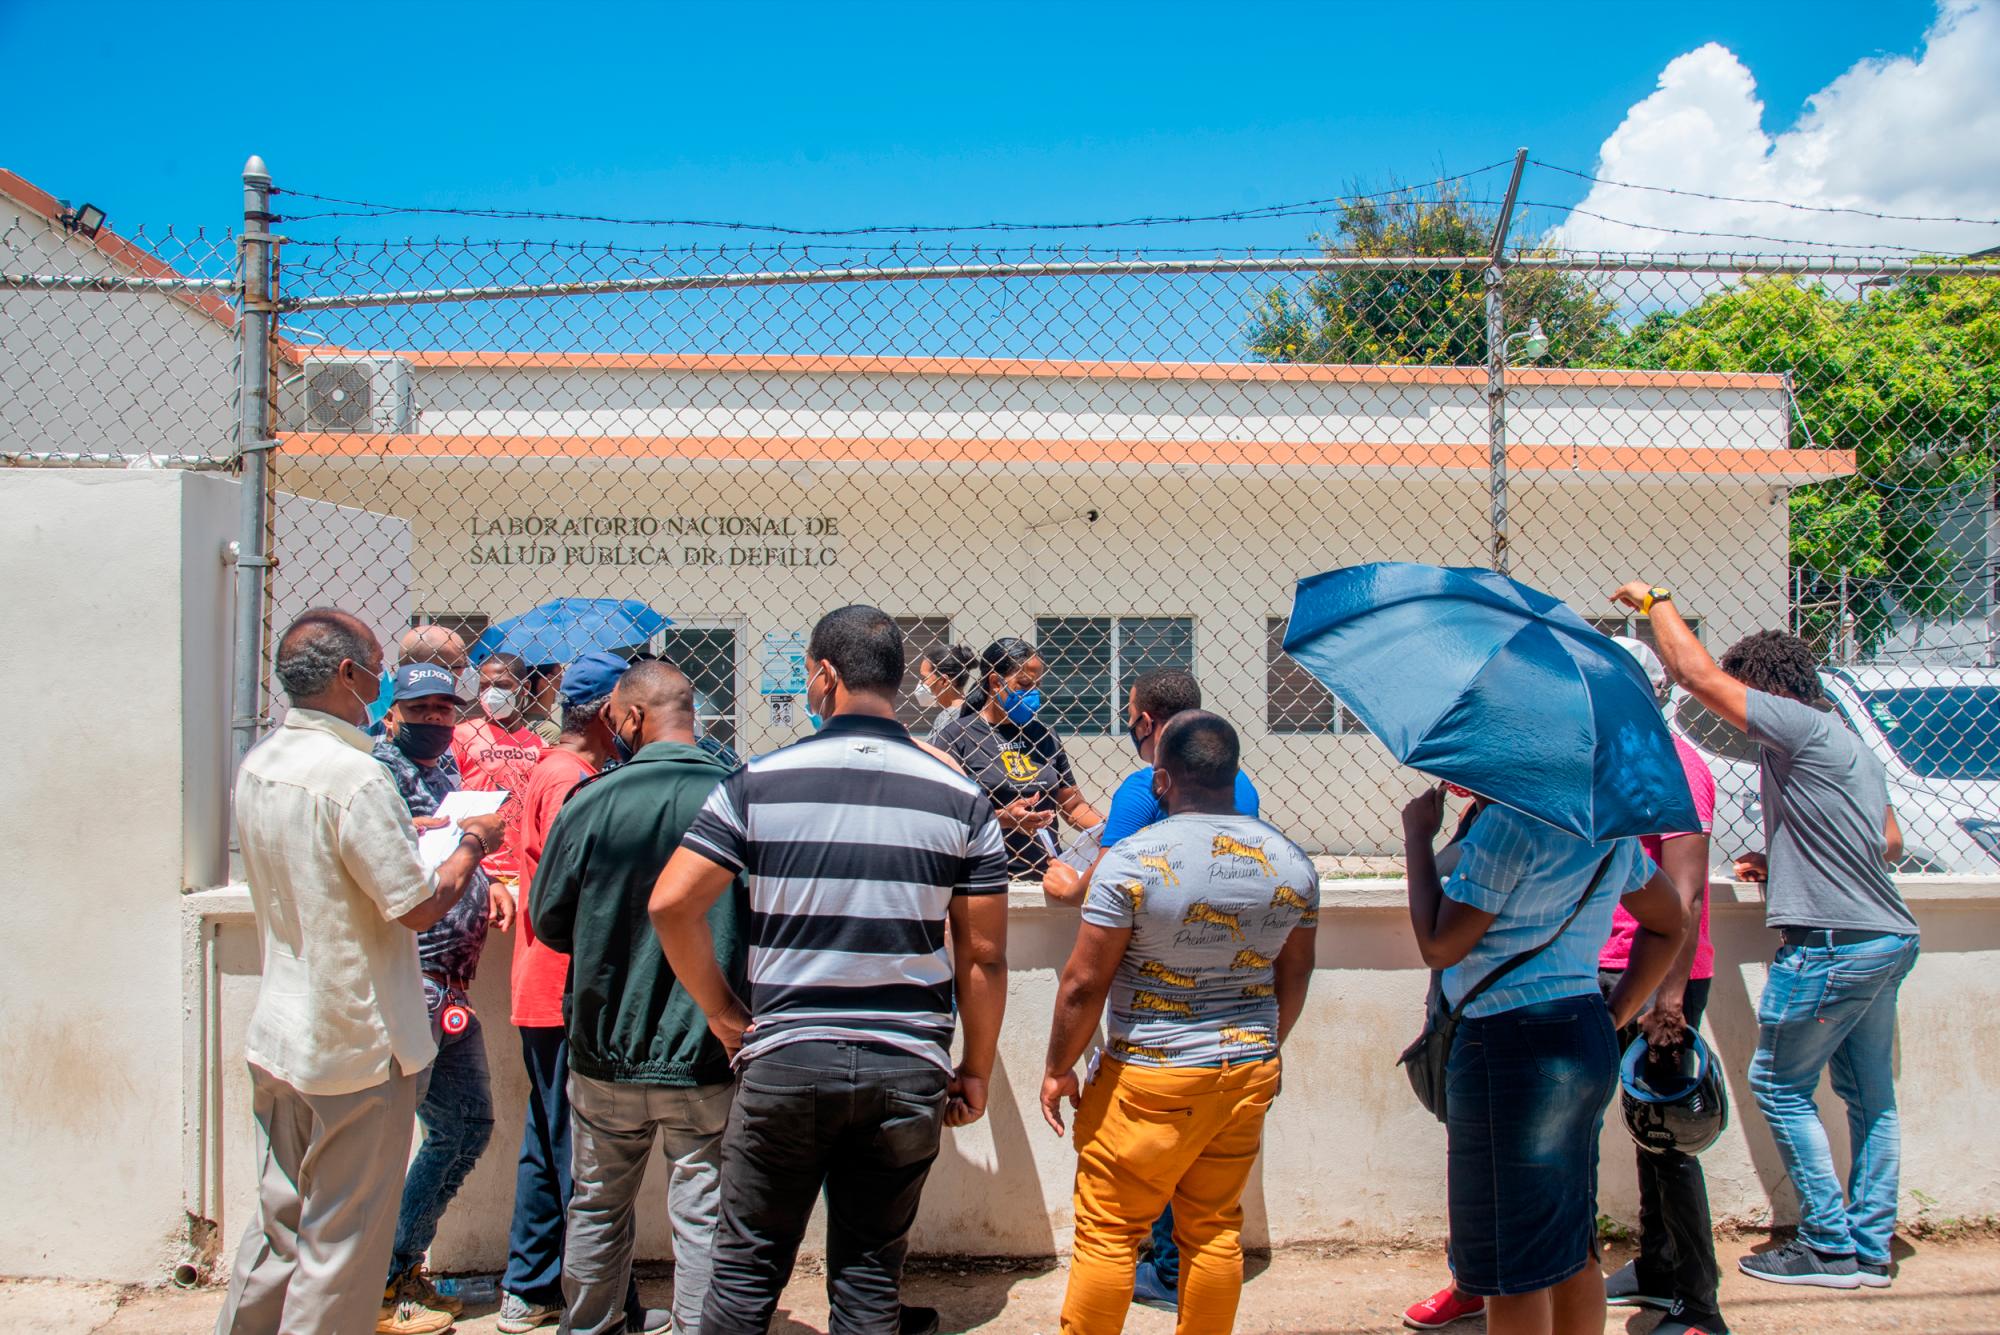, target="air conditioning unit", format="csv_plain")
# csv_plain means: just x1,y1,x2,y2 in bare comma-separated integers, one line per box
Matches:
302,355,416,432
